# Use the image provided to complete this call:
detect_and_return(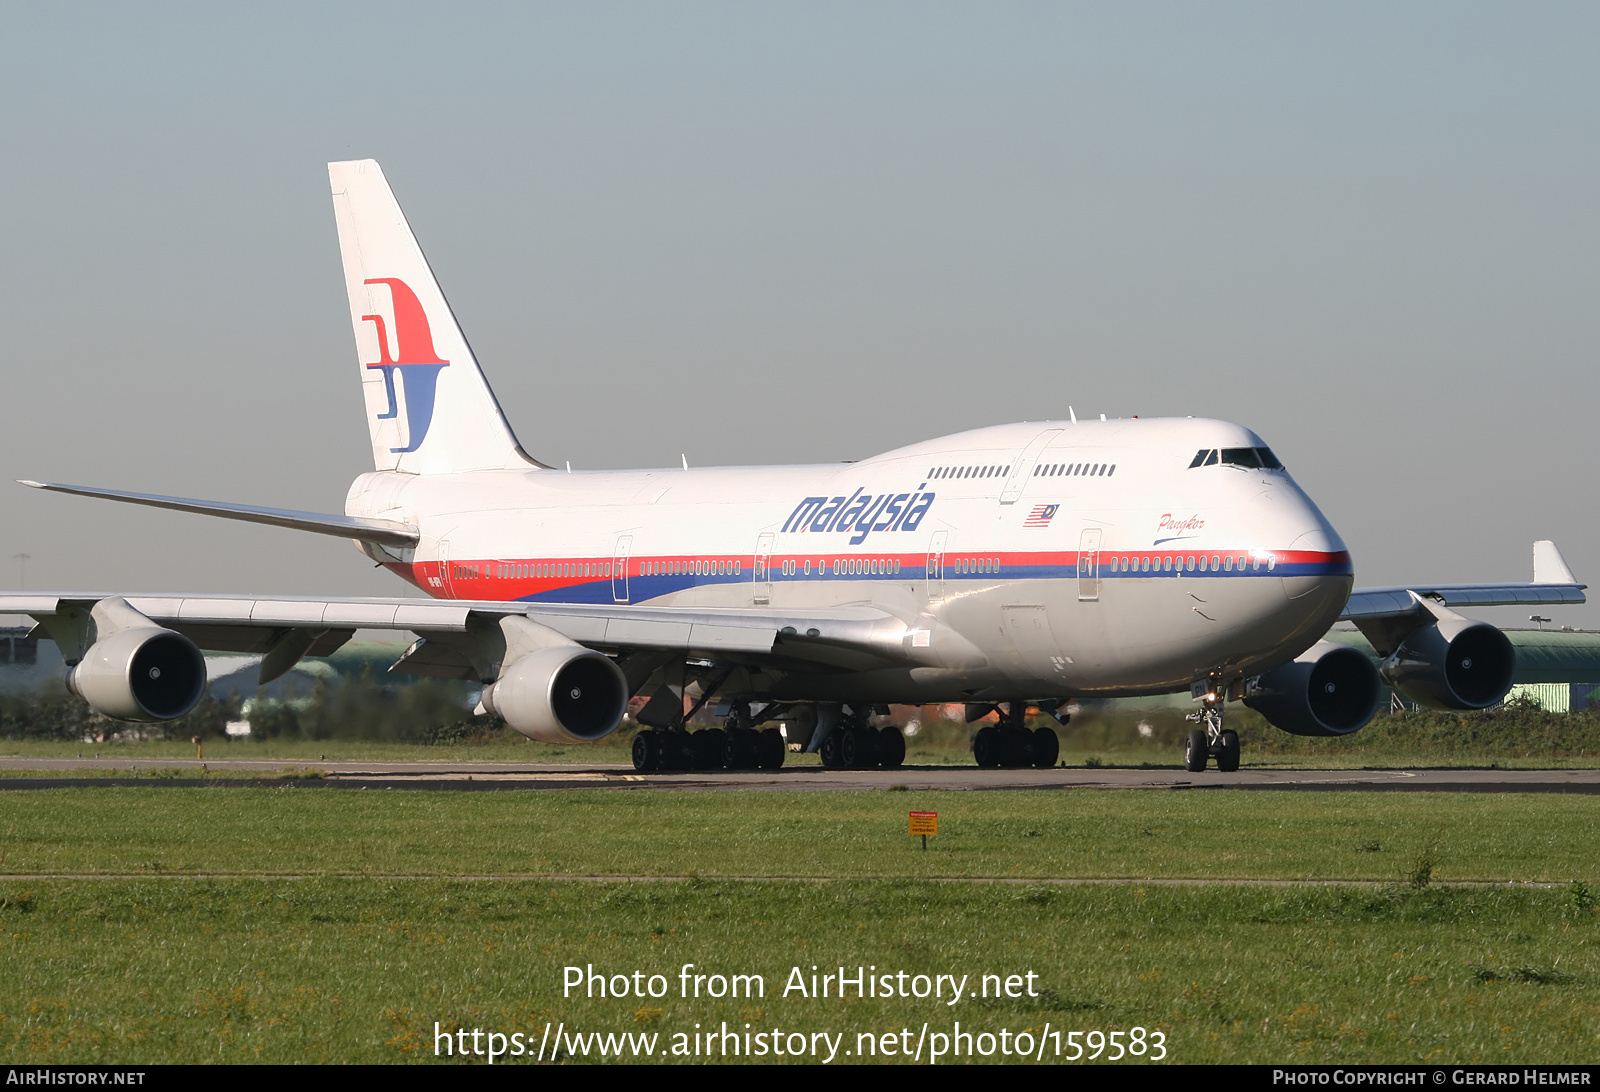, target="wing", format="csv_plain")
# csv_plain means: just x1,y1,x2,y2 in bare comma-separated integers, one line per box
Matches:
1342,539,1585,655
0,591,916,685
